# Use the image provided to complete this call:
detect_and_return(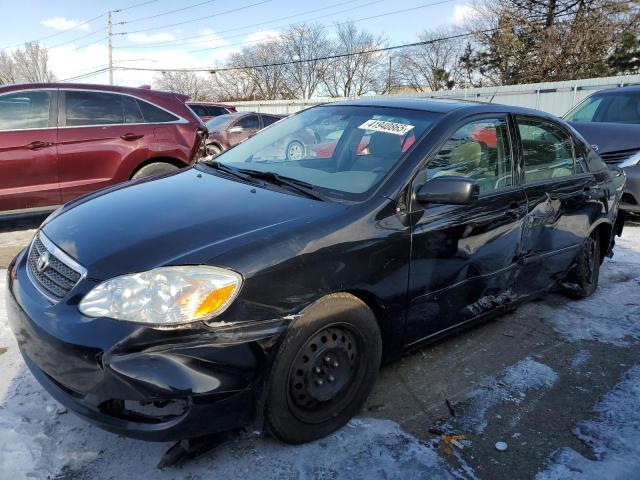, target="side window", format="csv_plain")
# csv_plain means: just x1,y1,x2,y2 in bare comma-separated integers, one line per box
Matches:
208,106,229,117
517,117,574,183
66,91,125,126
190,104,208,117
123,96,144,123
0,90,51,130
236,115,259,130
136,99,179,123
428,118,513,195
262,115,280,127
